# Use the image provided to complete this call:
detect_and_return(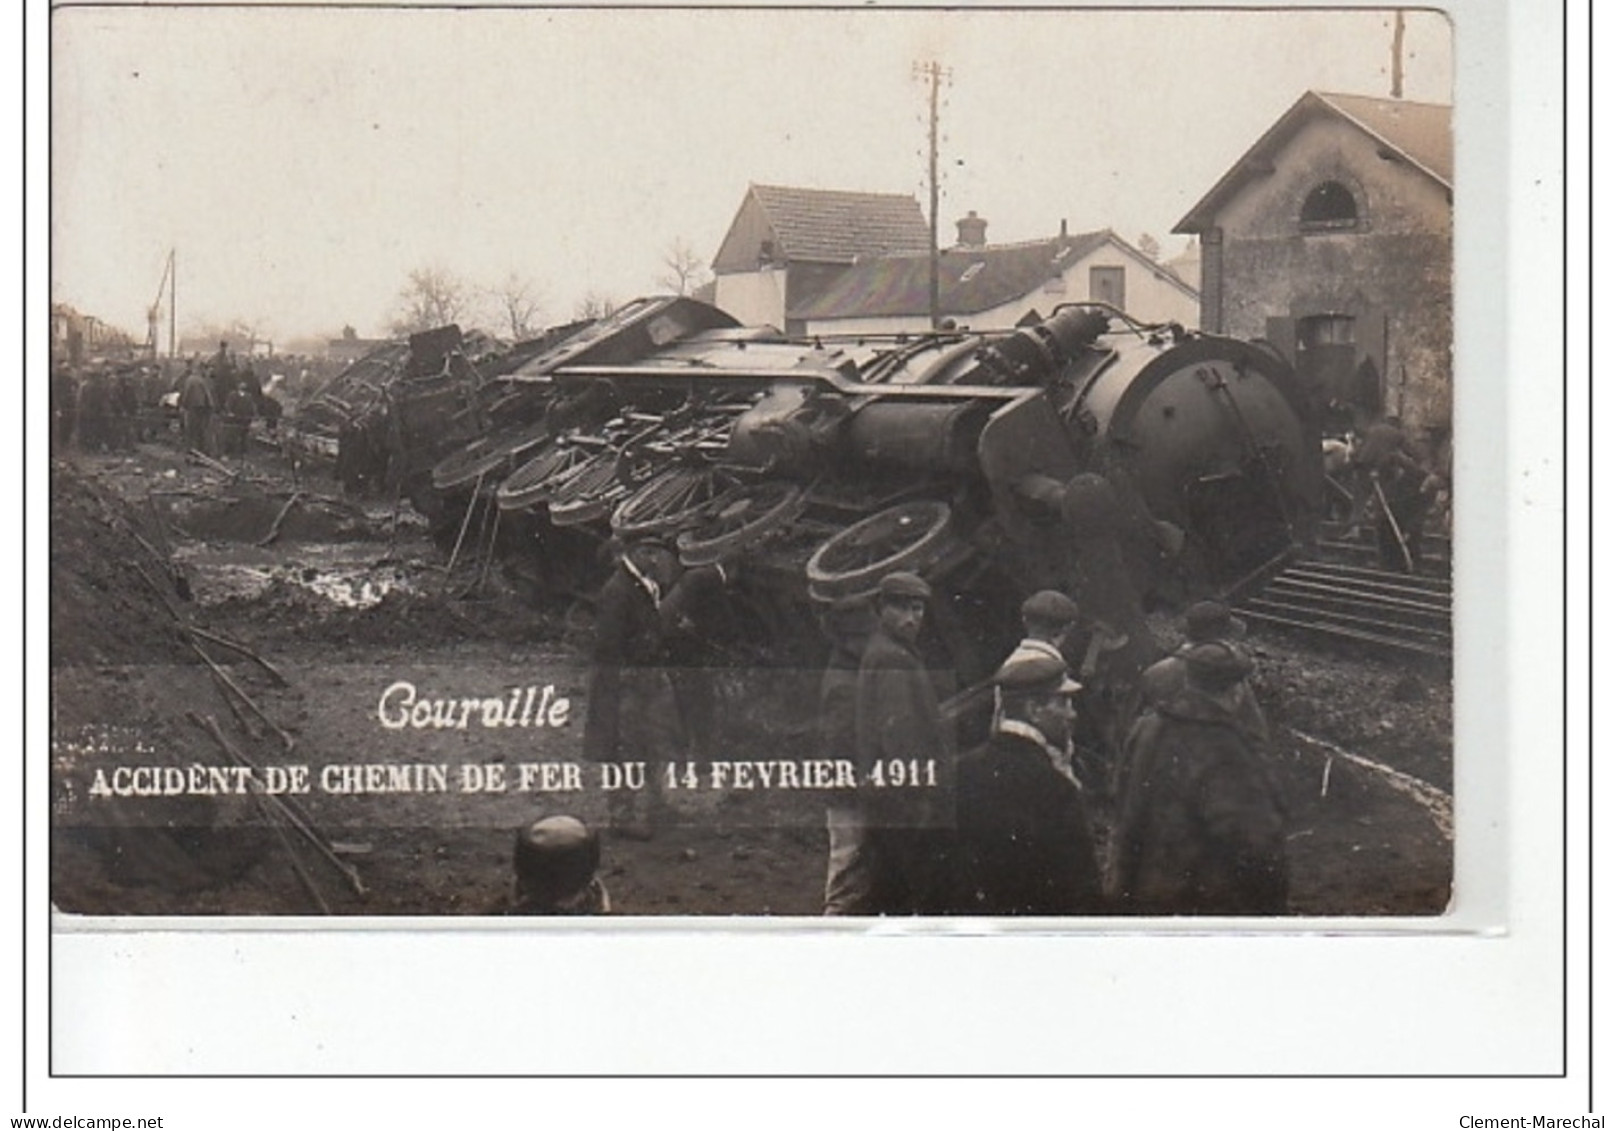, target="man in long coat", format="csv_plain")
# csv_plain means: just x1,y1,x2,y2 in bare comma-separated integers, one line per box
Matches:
952,649,1103,916
818,594,878,915
847,571,955,914
178,362,215,455
1112,642,1290,915
583,542,686,841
